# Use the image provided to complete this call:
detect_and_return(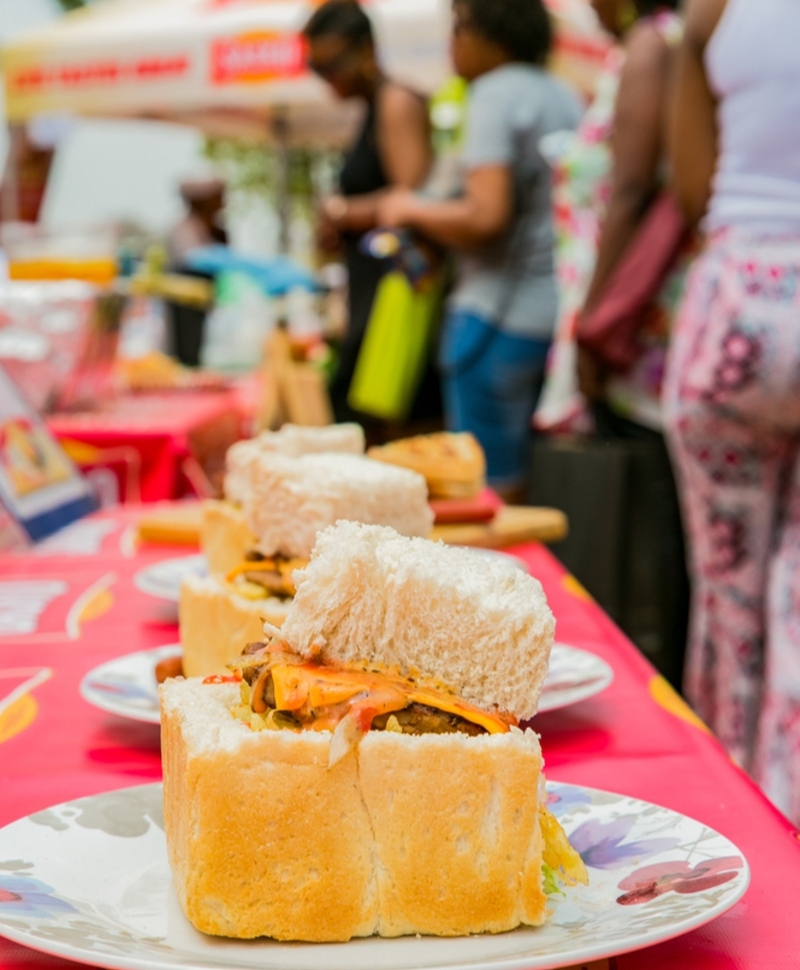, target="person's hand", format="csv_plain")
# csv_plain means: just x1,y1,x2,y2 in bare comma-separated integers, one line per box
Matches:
378,189,417,229
577,346,609,402
316,198,344,254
